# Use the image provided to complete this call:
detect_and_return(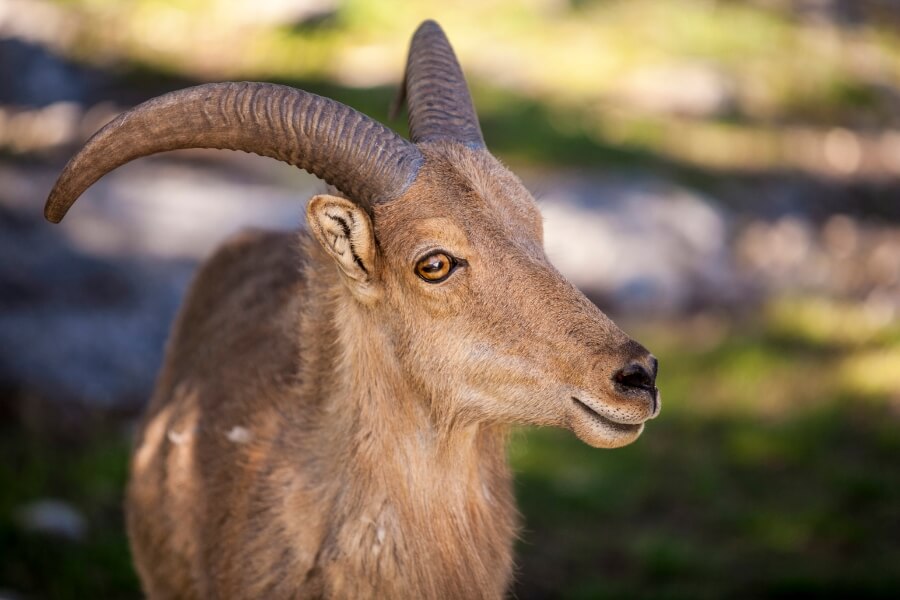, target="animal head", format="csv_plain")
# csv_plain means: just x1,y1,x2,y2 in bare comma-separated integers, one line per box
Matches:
45,20,659,448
